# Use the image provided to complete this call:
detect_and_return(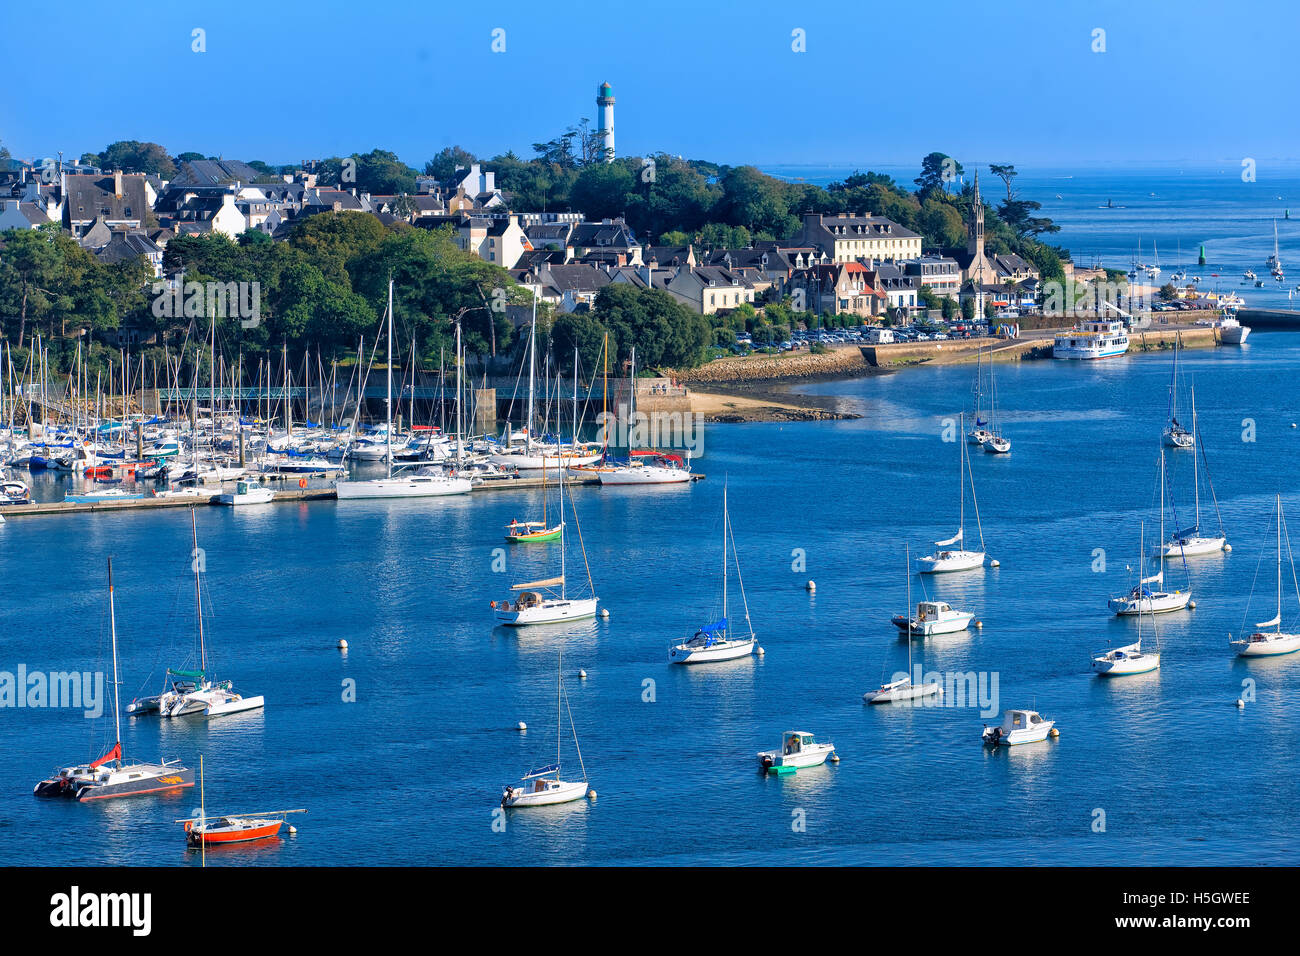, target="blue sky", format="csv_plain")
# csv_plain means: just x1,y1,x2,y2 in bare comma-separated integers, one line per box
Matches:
1,0,1295,171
